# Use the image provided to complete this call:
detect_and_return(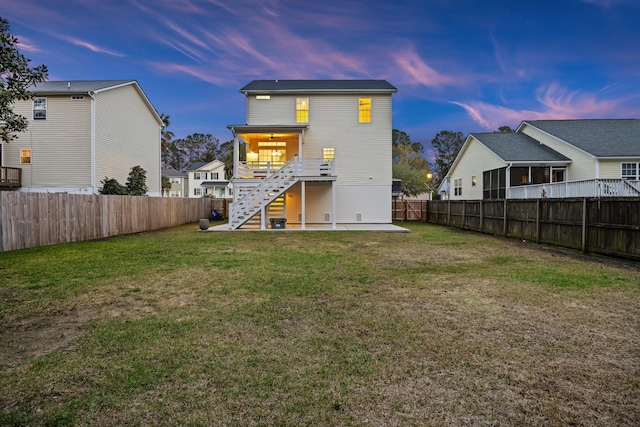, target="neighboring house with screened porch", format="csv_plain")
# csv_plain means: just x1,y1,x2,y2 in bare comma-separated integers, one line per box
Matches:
187,160,230,198
439,119,640,200
227,79,397,230
0,80,163,195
